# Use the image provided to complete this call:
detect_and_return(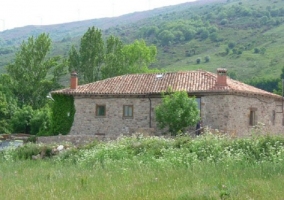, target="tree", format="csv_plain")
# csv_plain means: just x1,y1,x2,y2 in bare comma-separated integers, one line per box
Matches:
0,75,17,133
101,35,124,79
121,40,157,74
10,105,34,134
80,27,104,83
0,86,10,133
158,30,175,46
6,33,67,109
69,28,157,82
68,45,81,79
155,90,200,135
